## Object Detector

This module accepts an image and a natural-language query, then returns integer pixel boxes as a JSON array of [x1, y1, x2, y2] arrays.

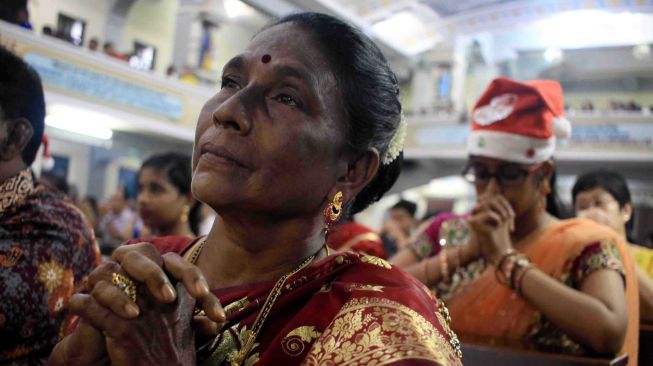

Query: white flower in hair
[[381, 114, 407, 165]]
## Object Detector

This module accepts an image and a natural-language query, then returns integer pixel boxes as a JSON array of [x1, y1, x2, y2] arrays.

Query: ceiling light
[[373, 11, 439, 56], [633, 44, 651, 60], [224, 0, 251, 19], [543, 47, 563, 64], [45, 105, 116, 140], [46, 115, 113, 140]]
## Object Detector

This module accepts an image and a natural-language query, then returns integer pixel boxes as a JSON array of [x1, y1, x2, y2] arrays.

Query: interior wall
[[88, 130, 192, 200], [28, 0, 179, 75], [47, 134, 92, 197], [122, 0, 179, 74], [28, 0, 112, 45]]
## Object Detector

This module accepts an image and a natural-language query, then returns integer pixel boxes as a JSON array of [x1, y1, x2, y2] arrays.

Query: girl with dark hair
[[572, 170, 653, 322], [572, 170, 635, 243], [137, 153, 201, 237], [48, 12, 461, 366], [392, 78, 638, 364]]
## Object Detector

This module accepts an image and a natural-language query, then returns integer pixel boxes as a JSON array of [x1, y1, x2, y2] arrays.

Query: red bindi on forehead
[[261, 54, 271, 63]]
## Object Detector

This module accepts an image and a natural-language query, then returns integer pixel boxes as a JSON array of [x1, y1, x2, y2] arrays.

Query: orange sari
[[444, 218, 639, 365]]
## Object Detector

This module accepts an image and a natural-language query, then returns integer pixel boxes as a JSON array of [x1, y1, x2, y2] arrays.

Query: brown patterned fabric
[[0, 170, 100, 365], [0, 169, 34, 215]]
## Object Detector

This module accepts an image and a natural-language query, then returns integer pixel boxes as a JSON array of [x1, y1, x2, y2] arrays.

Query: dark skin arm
[[404, 242, 480, 285], [390, 219, 437, 268]]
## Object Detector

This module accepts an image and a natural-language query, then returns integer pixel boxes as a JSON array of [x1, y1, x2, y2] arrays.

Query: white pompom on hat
[[467, 77, 572, 164]]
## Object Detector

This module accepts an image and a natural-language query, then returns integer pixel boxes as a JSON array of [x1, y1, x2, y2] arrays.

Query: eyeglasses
[[462, 162, 544, 187]]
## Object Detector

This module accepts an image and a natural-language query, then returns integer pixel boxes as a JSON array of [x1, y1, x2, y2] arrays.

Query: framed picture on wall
[[56, 13, 86, 46], [129, 41, 157, 71]]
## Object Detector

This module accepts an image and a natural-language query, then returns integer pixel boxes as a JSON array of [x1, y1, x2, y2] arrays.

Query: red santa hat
[[467, 77, 572, 164]]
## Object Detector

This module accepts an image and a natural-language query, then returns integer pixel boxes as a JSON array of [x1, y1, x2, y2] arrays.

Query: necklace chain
[[188, 238, 324, 365]]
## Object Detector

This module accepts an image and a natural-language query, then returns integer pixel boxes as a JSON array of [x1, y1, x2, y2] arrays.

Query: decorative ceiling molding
[[441, 0, 653, 36]]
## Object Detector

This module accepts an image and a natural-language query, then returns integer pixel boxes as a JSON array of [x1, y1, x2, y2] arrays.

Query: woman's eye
[[220, 77, 240, 90], [274, 94, 299, 107]]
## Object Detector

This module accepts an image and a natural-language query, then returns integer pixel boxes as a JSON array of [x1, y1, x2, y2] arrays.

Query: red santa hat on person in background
[[467, 77, 572, 164], [41, 133, 55, 171]]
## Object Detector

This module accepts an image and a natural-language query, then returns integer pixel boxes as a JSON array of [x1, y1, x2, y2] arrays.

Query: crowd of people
[[2, 7, 653, 366]]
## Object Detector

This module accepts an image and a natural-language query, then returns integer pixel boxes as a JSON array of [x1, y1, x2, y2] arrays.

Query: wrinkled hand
[[468, 195, 515, 266], [47, 241, 226, 366], [102, 243, 225, 323], [46, 320, 109, 366], [69, 283, 197, 366], [100, 243, 226, 346]]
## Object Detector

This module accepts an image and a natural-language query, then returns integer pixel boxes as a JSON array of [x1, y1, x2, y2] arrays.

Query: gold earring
[[541, 179, 551, 195], [181, 205, 190, 223], [324, 191, 344, 234]]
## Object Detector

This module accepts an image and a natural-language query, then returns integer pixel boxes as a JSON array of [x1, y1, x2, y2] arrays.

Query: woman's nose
[[485, 177, 501, 194], [212, 91, 254, 136]]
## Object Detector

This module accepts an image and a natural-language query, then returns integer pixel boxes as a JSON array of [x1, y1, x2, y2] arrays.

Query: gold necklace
[[188, 239, 324, 365]]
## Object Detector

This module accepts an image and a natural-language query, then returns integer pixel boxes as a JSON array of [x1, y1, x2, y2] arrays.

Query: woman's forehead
[[578, 186, 613, 200], [245, 23, 326, 68], [139, 166, 168, 181]]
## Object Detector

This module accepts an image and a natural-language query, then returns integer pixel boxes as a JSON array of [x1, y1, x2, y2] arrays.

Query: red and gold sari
[[327, 221, 387, 259], [147, 236, 463, 366]]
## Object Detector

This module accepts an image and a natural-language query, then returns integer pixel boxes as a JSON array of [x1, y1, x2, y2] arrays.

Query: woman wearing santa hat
[[392, 77, 638, 363]]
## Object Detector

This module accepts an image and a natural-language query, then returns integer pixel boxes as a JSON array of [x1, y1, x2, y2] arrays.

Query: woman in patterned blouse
[[392, 78, 639, 364]]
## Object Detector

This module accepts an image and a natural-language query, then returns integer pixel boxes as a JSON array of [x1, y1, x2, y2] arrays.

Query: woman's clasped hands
[[48, 243, 226, 366], [468, 194, 516, 266]]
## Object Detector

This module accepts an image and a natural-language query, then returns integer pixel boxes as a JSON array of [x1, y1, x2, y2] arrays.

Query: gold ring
[[111, 273, 137, 303]]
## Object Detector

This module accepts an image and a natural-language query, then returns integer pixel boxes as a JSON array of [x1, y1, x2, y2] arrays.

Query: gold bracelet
[[495, 253, 532, 290], [439, 249, 449, 280], [512, 260, 534, 294]]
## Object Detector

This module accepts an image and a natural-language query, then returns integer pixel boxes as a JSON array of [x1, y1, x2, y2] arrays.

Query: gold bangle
[[513, 261, 534, 294], [439, 249, 449, 280]]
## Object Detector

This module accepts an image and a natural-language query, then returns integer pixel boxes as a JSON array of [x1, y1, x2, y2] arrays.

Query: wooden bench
[[461, 342, 628, 366], [640, 322, 653, 365]]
